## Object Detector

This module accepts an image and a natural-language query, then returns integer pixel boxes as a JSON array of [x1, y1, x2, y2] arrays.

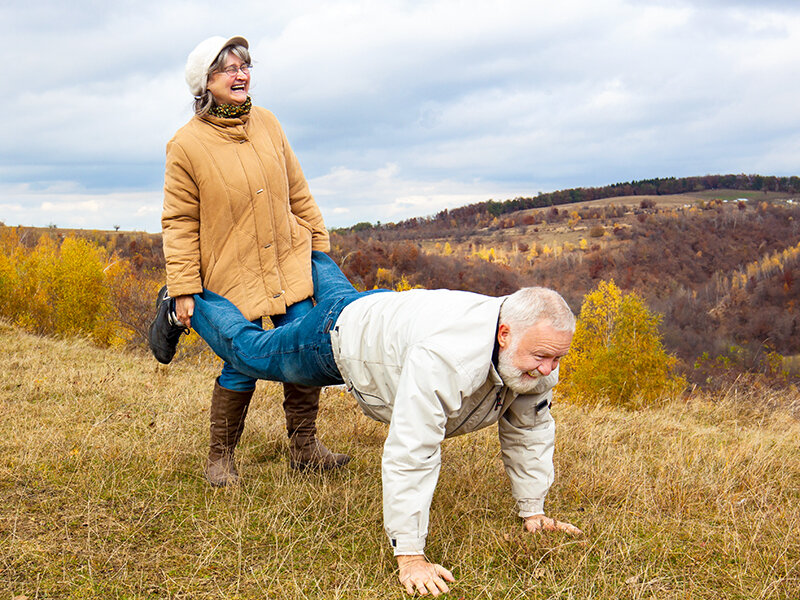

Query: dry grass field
[[517, 189, 795, 213], [1, 321, 799, 599]]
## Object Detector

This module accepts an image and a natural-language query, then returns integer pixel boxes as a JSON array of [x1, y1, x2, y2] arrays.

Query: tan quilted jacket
[[162, 106, 329, 320]]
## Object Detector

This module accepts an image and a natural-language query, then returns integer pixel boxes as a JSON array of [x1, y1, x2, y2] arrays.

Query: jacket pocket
[[289, 213, 313, 251], [291, 213, 313, 240], [349, 385, 392, 424]]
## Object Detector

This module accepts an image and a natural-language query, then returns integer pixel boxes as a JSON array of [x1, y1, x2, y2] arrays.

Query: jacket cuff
[[311, 237, 331, 252], [516, 497, 546, 518], [390, 535, 427, 556], [166, 283, 203, 298]]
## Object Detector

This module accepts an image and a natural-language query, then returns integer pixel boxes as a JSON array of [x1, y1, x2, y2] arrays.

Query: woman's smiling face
[[207, 51, 250, 106]]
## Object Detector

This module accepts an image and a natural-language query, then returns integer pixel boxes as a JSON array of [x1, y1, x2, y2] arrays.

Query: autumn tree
[[558, 280, 685, 407]]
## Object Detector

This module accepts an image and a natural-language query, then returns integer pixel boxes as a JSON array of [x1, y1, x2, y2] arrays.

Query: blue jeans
[[217, 298, 314, 391], [192, 251, 385, 387]]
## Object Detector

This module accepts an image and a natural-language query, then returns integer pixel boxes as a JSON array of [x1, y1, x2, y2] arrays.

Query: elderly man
[[150, 251, 582, 596]]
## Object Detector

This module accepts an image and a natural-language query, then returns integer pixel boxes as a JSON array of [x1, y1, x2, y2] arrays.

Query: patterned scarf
[[209, 96, 252, 119]]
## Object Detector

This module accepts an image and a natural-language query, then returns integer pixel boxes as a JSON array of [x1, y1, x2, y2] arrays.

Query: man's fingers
[[536, 517, 555, 531], [525, 515, 584, 536], [435, 564, 456, 582], [399, 561, 454, 596], [555, 520, 584, 536], [407, 573, 450, 597], [524, 516, 545, 532], [424, 576, 449, 596]]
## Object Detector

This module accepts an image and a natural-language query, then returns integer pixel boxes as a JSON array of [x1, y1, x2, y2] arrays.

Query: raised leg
[[311, 251, 358, 303], [191, 288, 338, 386]]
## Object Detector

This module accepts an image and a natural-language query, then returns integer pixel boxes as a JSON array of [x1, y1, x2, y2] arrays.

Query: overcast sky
[[1, 0, 799, 232]]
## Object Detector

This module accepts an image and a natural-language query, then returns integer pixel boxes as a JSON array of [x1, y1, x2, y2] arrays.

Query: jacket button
[[273, 293, 281, 299], [264, 243, 272, 248]]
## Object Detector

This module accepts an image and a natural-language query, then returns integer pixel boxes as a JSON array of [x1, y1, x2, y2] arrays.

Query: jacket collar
[[198, 112, 251, 141]]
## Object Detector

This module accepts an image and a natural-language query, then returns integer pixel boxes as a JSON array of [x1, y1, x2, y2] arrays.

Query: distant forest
[[338, 173, 800, 235]]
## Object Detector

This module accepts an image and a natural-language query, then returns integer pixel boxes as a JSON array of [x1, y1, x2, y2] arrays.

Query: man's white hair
[[499, 287, 575, 333]]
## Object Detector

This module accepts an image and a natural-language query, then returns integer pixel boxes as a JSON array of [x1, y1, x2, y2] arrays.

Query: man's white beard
[[498, 344, 541, 395]]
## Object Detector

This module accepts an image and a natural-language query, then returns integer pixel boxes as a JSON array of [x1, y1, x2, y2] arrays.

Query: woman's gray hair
[[193, 44, 252, 116], [499, 287, 576, 334]]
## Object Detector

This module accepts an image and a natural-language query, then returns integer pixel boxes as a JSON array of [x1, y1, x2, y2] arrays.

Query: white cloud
[[0, 0, 799, 231], [0, 182, 161, 231], [310, 163, 528, 227]]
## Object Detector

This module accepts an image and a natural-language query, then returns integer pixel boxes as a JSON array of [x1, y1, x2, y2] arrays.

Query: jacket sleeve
[[382, 344, 466, 556], [161, 140, 204, 297], [279, 126, 330, 252], [498, 387, 556, 517]]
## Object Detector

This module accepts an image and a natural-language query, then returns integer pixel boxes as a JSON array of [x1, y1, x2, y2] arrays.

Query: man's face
[[497, 321, 572, 394]]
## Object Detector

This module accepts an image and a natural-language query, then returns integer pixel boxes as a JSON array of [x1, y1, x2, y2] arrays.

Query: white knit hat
[[184, 35, 249, 97]]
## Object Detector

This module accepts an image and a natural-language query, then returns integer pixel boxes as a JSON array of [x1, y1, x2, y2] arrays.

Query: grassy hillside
[[1, 322, 798, 598]]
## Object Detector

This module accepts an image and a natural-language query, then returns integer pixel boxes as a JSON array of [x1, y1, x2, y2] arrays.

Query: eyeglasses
[[217, 64, 252, 77]]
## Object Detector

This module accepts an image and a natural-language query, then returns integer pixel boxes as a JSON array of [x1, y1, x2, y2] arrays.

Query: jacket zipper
[[494, 389, 503, 410], [450, 386, 500, 435]]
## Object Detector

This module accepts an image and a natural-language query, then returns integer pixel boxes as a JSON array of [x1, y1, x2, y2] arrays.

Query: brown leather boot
[[206, 378, 254, 486], [283, 383, 351, 471]]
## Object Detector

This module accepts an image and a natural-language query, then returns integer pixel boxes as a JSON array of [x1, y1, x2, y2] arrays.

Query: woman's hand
[[174, 295, 195, 329]]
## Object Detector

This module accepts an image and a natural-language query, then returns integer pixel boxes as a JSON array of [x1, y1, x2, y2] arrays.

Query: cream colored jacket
[[162, 106, 329, 320], [331, 289, 558, 555]]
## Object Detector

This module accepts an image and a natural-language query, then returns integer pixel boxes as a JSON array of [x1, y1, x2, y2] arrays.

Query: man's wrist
[[391, 537, 427, 556], [396, 555, 426, 565], [523, 513, 545, 520]]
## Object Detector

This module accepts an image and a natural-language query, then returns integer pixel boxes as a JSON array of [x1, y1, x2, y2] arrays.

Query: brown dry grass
[[505, 190, 795, 220], [1, 321, 799, 599]]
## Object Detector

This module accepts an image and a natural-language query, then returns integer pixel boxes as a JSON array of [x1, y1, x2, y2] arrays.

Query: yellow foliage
[[52, 238, 113, 340], [376, 267, 393, 287], [473, 245, 497, 262], [559, 280, 686, 408], [568, 211, 581, 228], [0, 230, 122, 344], [394, 275, 422, 291], [579, 238, 588, 251], [736, 241, 800, 290]]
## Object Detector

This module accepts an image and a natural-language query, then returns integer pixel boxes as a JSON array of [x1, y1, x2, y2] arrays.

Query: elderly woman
[[150, 35, 349, 486]]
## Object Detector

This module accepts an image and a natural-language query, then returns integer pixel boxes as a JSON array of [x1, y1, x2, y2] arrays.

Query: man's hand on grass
[[524, 514, 583, 536], [397, 555, 455, 596]]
